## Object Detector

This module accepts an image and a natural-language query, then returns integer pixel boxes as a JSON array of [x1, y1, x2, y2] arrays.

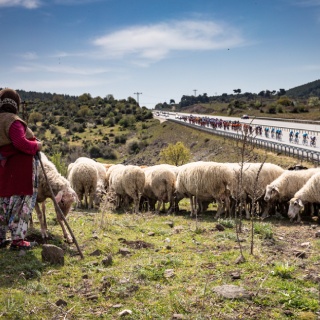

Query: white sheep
[[142, 164, 177, 214], [35, 152, 78, 243], [264, 168, 320, 203], [108, 164, 145, 213], [68, 161, 98, 209], [288, 171, 320, 222], [71, 157, 108, 206], [176, 161, 234, 217]]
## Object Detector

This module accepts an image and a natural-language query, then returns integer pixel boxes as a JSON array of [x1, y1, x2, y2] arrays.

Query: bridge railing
[[169, 119, 320, 165]]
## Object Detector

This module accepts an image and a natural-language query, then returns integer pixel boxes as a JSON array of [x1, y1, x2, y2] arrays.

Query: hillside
[[2, 87, 318, 168], [286, 79, 320, 98]]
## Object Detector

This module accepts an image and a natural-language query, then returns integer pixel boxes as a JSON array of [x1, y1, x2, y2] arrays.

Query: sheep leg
[[56, 213, 73, 243], [42, 201, 48, 231], [190, 196, 196, 216], [245, 201, 251, 219], [34, 202, 48, 239], [156, 200, 162, 214], [167, 198, 174, 215], [261, 201, 271, 220], [224, 196, 231, 218], [84, 192, 88, 209]]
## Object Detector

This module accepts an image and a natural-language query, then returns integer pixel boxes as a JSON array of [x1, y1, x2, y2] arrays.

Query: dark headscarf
[[0, 88, 21, 114]]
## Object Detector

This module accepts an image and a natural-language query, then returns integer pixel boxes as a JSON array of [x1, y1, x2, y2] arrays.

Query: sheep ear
[[73, 191, 80, 202], [55, 191, 64, 203], [298, 199, 304, 207], [273, 186, 279, 193]]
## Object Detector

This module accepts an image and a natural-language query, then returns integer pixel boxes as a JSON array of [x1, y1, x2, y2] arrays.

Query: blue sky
[[1, 0, 320, 108]]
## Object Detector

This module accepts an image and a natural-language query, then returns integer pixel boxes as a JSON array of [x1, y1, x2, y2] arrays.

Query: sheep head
[[264, 185, 279, 202], [288, 197, 303, 221], [55, 186, 78, 216]]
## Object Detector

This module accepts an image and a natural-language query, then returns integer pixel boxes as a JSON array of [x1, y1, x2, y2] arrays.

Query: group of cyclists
[[264, 127, 283, 140], [263, 127, 317, 147], [289, 130, 317, 147]]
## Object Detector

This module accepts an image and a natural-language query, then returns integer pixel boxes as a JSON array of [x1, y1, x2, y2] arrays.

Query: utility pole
[[134, 92, 142, 105], [193, 89, 197, 96]]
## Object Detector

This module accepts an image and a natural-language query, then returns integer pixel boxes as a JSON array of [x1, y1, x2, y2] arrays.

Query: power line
[[134, 92, 142, 105]]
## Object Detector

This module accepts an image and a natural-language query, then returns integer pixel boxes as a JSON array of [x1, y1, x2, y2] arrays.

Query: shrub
[[115, 135, 127, 144], [268, 106, 277, 114], [89, 146, 101, 158], [50, 152, 68, 177], [127, 140, 140, 154]]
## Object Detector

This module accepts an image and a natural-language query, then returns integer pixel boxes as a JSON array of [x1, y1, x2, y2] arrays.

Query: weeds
[[217, 218, 235, 228], [272, 262, 295, 279], [254, 222, 273, 239]]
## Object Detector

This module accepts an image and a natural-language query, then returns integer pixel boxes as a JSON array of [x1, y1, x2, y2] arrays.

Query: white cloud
[[15, 78, 102, 92], [93, 20, 245, 64], [14, 62, 114, 76], [0, 0, 41, 9], [19, 52, 38, 60]]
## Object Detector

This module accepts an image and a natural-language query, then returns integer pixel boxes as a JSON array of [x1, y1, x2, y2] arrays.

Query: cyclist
[[276, 129, 282, 140], [302, 132, 308, 145], [289, 130, 294, 142], [310, 136, 316, 147], [271, 127, 275, 138], [295, 131, 300, 144], [265, 127, 269, 138]]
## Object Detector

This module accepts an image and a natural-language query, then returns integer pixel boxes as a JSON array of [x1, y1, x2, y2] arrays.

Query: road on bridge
[[154, 111, 319, 151]]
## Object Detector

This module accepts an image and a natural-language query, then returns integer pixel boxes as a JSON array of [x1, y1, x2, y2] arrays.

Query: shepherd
[[0, 88, 43, 250]]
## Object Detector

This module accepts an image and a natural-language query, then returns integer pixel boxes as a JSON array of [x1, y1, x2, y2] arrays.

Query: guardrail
[[254, 116, 320, 125], [169, 119, 320, 165]]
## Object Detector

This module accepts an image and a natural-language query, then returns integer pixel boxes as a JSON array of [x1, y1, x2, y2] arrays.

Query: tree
[[277, 89, 286, 97], [160, 141, 191, 166], [78, 93, 92, 103], [28, 111, 43, 124], [233, 89, 241, 94], [77, 105, 92, 117], [170, 99, 175, 104]]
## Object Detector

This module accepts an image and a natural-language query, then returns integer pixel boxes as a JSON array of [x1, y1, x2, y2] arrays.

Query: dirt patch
[[118, 238, 154, 249]]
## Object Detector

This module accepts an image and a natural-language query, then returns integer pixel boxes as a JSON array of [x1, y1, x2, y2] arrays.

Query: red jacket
[[0, 119, 38, 197]]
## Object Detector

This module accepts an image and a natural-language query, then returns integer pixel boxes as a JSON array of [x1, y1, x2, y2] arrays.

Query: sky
[[1, 0, 320, 108]]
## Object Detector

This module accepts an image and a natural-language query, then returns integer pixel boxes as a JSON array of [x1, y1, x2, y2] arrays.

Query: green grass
[[0, 201, 319, 319]]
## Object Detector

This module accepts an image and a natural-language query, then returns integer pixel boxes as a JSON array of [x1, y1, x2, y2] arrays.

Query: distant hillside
[[286, 79, 320, 99]]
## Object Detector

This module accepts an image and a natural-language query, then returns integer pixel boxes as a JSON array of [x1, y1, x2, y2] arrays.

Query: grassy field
[[1, 116, 319, 319], [0, 200, 320, 320]]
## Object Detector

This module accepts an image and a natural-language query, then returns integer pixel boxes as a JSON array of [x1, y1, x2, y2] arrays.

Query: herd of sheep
[[34, 152, 320, 242]]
